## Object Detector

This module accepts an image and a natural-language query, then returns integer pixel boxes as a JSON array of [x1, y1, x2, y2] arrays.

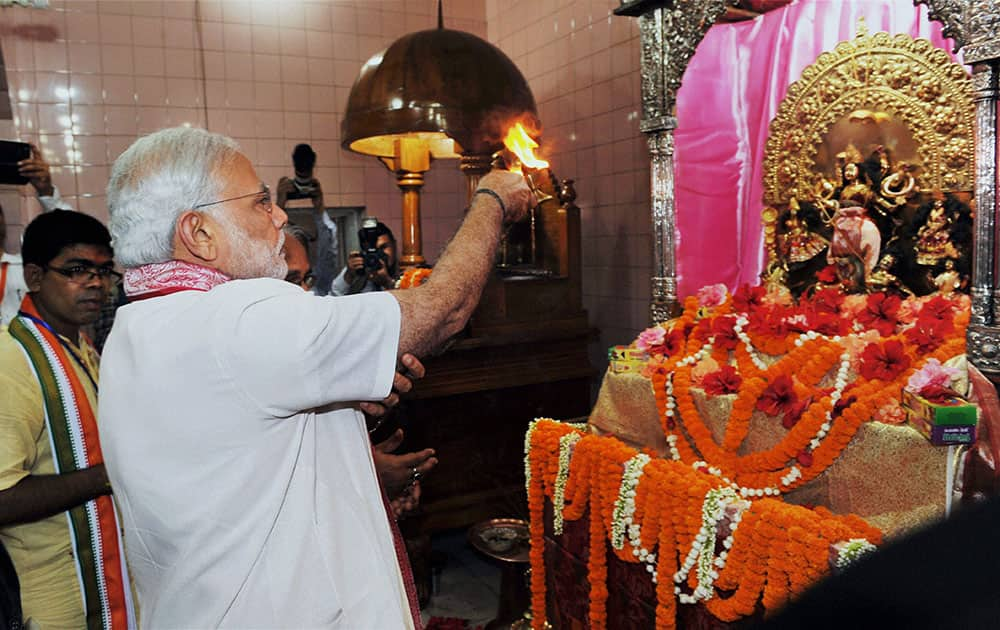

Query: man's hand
[[359, 353, 425, 417], [476, 170, 536, 225], [389, 481, 421, 518], [17, 144, 55, 197], [369, 260, 394, 290], [373, 429, 438, 498], [347, 251, 364, 273]]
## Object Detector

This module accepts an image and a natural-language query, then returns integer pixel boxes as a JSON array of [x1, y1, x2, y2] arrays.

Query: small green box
[[901, 389, 978, 427]]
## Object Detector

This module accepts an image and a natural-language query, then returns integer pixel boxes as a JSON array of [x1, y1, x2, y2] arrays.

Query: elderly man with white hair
[[97, 127, 532, 629]]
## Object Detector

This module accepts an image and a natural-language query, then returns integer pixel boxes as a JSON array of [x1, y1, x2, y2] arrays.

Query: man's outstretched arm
[[391, 170, 533, 358]]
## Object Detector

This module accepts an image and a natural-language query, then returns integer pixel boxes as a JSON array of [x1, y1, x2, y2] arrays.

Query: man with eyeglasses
[[97, 126, 532, 629], [0, 210, 135, 629], [0, 146, 74, 331]]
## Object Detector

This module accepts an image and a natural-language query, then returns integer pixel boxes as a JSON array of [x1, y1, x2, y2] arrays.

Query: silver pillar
[[972, 62, 998, 326]]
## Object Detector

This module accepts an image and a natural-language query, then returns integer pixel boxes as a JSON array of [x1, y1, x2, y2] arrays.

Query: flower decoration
[[636, 326, 667, 353], [732, 284, 767, 313], [691, 356, 721, 388], [810, 287, 845, 314], [698, 283, 729, 307], [873, 400, 906, 424], [857, 293, 901, 336], [859, 340, 911, 382], [756, 375, 797, 416], [904, 317, 952, 354], [703, 365, 743, 396], [711, 316, 740, 351], [906, 358, 963, 394]]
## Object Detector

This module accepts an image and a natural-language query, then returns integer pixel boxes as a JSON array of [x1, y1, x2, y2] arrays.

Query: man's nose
[[272, 204, 288, 229]]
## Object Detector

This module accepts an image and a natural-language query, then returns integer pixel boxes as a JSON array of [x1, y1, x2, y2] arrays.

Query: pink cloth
[[673, 0, 960, 297], [828, 206, 881, 275]]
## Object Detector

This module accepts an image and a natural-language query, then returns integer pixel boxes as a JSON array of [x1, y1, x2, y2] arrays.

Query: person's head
[[843, 162, 859, 182], [359, 221, 397, 271], [21, 210, 116, 337], [292, 144, 316, 180], [282, 224, 314, 291], [107, 127, 288, 280]]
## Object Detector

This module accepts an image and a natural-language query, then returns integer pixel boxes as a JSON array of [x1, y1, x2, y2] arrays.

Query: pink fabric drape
[[673, 0, 960, 298]]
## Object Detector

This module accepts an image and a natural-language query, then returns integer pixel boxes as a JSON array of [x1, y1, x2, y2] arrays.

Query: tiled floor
[[420, 529, 503, 627]]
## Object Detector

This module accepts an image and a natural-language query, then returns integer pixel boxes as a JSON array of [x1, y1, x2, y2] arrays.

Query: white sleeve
[[37, 186, 75, 212], [329, 267, 351, 296], [214, 280, 400, 416]]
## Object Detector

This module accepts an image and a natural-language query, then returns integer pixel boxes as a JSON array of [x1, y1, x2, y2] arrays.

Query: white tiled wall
[[1, 0, 487, 260], [486, 0, 651, 372], [1, 0, 645, 373]]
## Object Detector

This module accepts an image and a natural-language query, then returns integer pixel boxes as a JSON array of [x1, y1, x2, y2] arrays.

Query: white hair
[[107, 127, 241, 268]]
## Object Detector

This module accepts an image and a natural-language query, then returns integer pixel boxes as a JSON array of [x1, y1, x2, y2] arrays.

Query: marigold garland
[[525, 420, 883, 629]]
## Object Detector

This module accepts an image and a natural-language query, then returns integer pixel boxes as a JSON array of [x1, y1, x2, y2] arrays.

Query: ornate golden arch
[[762, 28, 974, 206]]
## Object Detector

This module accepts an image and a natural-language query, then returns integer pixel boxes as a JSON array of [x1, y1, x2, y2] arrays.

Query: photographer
[[275, 143, 324, 212], [331, 220, 399, 295]]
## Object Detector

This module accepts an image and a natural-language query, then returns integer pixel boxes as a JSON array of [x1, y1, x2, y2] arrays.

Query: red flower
[[920, 296, 956, 322], [904, 317, 953, 354], [748, 305, 789, 338], [782, 396, 812, 429], [711, 316, 740, 350], [796, 450, 814, 468], [693, 318, 713, 341], [756, 375, 798, 416], [857, 293, 901, 336], [646, 328, 686, 358], [859, 340, 911, 382], [808, 311, 849, 337], [808, 287, 845, 315], [919, 384, 959, 403], [816, 265, 838, 284], [732, 284, 767, 313], [702, 365, 743, 396]]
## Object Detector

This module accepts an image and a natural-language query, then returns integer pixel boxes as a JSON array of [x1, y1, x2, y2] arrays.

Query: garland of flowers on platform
[[525, 419, 883, 629], [638, 286, 970, 497]]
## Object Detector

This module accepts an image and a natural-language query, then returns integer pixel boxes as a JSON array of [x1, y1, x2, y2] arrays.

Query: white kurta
[[98, 278, 412, 629]]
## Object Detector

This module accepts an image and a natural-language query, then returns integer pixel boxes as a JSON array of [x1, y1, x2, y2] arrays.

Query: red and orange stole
[[9, 295, 135, 630]]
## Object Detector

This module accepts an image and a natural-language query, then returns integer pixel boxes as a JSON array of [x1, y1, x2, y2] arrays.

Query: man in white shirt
[[98, 127, 531, 628], [1, 148, 75, 329]]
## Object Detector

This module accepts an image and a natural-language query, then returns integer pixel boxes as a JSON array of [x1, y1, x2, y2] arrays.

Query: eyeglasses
[[45, 264, 123, 285], [193, 184, 273, 214]]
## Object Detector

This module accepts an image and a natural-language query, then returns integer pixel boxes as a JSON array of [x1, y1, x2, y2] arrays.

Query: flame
[[503, 122, 549, 170]]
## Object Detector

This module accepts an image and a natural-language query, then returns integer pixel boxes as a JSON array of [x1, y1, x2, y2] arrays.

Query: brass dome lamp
[[341, 8, 538, 267]]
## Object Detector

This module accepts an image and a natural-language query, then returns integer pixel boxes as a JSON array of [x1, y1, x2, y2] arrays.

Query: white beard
[[217, 216, 288, 280]]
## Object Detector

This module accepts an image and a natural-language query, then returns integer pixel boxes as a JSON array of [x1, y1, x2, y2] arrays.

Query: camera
[[284, 176, 319, 201], [359, 217, 388, 273]]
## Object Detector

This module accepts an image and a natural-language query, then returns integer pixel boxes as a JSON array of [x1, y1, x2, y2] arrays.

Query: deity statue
[[779, 199, 828, 265], [914, 198, 961, 267], [867, 253, 914, 296], [932, 259, 963, 296], [837, 162, 874, 207]]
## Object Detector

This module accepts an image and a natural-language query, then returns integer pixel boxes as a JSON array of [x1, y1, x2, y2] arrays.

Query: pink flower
[[761, 286, 794, 307], [906, 358, 963, 394], [840, 294, 869, 320], [697, 283, 728, 307], [635, 326, 666, 353]]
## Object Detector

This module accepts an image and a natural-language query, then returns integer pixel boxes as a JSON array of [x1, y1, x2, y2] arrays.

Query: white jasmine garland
[[674, 486, 742, 604], [835, 538, 877, 569], [552, 432, 582, 535], [524, 419, 544, 496], [611, 453, 651, 549], [732, 315, 768, 370]]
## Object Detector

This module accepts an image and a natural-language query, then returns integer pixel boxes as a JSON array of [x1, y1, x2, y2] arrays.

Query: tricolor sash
[[8, 295, 135, 630]]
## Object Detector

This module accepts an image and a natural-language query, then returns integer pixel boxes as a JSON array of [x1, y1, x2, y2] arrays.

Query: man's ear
[[24, 263, 44, 292], [174, 211, 219, 263]]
